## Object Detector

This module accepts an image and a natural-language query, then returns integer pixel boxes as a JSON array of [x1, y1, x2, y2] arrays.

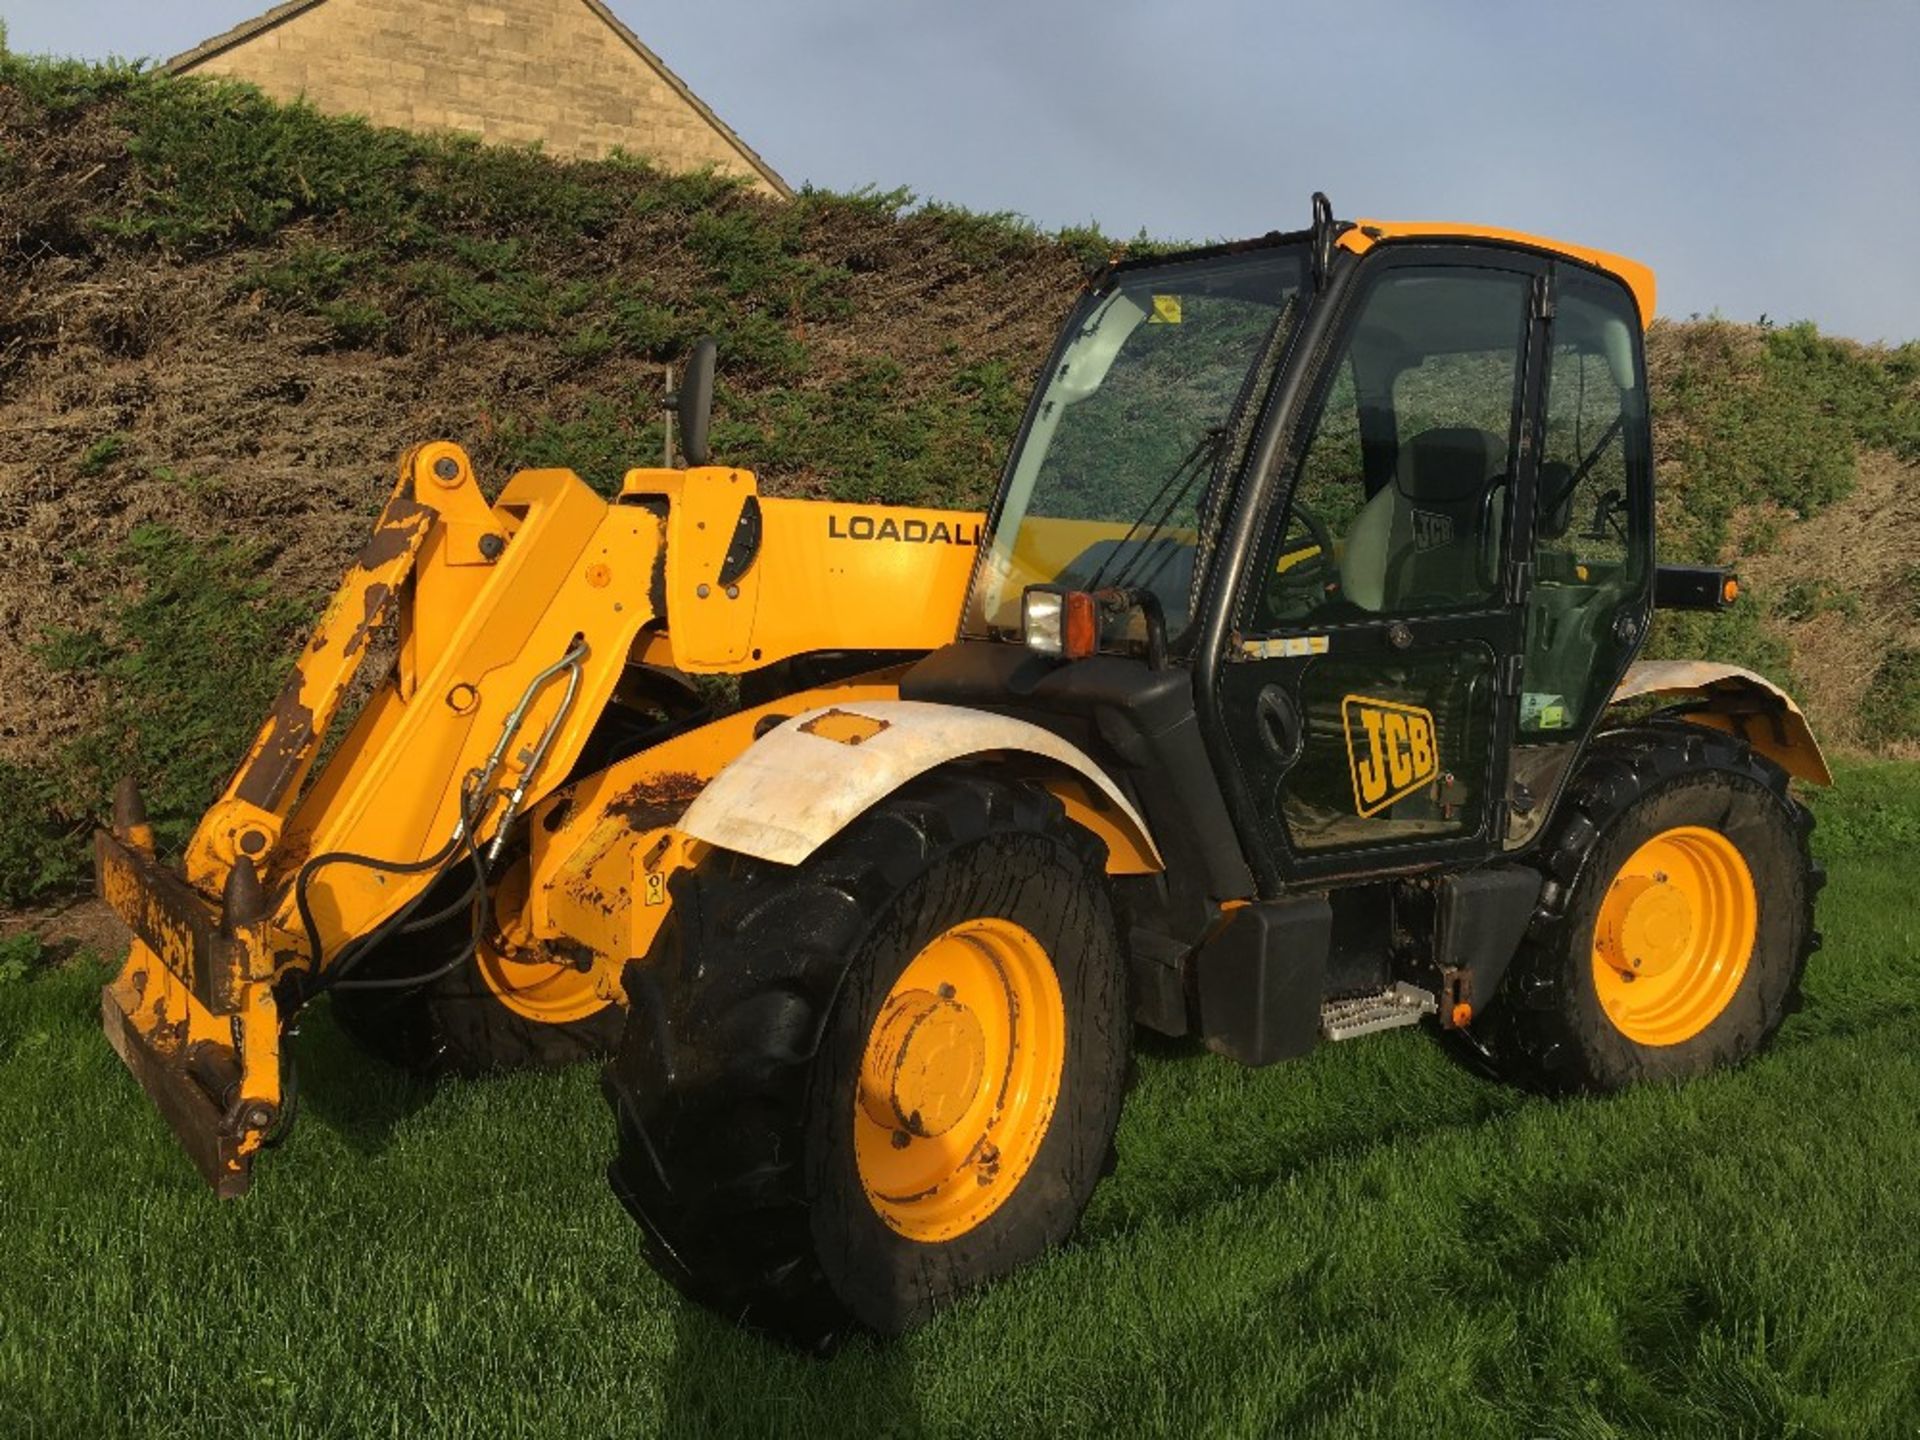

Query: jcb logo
[[1342, 695, 1439, 817], [1411, 510, 1455, 551]]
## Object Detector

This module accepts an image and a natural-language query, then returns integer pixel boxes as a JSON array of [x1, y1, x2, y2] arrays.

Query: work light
[[1022, 585, 1098, 659]]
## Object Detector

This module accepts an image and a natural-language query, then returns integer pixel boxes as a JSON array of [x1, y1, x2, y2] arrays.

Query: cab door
[[1215, 251, 1547, 879]]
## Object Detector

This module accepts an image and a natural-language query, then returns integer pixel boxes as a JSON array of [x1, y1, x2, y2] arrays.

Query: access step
[[1320, 982, 1438, 1042]]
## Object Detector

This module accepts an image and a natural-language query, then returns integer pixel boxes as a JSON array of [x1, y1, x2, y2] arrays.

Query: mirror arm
[[1095, 586, 1169, 670], [668, 336, 718, 468], [662, 364, 676, 468]]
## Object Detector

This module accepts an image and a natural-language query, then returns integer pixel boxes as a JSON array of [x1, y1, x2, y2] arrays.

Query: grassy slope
[[1, 763, 1916, 1438], [0, 56, 1917, 905]]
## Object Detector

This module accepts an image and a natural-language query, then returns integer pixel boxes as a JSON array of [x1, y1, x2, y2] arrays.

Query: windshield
[[963, 245, 1307, 646]]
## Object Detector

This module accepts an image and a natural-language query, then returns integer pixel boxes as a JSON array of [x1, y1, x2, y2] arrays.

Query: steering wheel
[[1277, 502, 1338, 585], [1263, 501, 1341, 621]]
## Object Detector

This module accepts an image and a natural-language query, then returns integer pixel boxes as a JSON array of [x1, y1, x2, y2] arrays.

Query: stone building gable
[[167, 0, 791, 198]]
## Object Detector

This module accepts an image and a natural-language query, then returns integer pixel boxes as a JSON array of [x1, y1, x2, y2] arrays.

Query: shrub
[[1860, 645, 1920, 746], [78, 432, 131, 475], [496, 398, 660, 495], [0, 931, 46, 984], [103, 78, 418, 250], [41, 526, 314, 857], [0, 764, 89, 908], [1645, 594, 1792, 688], [1653, 320, 1920, 559]]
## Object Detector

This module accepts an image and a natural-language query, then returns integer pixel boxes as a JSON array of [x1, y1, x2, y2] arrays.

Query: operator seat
[[1340, 427, 1507, 611]]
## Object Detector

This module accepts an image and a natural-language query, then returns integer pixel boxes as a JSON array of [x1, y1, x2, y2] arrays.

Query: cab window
[[1257, 266, 1531, 628], [1518, 272, 1651, 735]]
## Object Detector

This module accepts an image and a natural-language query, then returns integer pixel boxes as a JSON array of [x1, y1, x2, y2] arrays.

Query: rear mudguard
[[1609, 660, 1831, 786]]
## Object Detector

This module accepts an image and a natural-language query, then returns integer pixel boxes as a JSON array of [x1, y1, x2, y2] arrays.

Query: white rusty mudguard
[[678, 699, 1163, 868], [1610, 660, 1832, 786]]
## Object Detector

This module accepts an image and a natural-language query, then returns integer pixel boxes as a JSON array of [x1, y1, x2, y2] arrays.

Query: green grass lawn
[[3, 765, 1918, 1438]]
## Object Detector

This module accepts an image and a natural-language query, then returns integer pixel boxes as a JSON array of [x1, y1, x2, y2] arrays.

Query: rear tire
[[603, 770, 1128, 1347], [1480, 721, 1821, 1092]]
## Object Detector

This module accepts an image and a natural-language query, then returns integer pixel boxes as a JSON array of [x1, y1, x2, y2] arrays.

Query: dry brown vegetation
[[0, 70, 1082, 760], [1740, 450, 1920, 756]]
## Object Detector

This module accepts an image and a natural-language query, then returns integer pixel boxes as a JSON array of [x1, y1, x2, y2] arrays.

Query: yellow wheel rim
[[854, 918, 1066, 1242], [474, 860, 611, 1026], [1591, 825, 1757, 1046], [476, 946, 609, 1025]]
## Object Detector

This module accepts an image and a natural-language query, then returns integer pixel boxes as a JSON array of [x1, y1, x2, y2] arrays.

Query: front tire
[[603, 771, 1128, 1347], [1481, 721, 1821, 1092]]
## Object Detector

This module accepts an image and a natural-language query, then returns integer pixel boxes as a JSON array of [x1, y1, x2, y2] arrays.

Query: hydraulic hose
[[291, 633, 592, 1000]]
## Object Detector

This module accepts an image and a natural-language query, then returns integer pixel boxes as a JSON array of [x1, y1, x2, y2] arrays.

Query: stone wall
[[178, 0, 786, 195]]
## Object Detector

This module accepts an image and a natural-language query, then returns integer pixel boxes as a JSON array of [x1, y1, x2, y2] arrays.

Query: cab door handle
[[1256, 685, 1304, 764]]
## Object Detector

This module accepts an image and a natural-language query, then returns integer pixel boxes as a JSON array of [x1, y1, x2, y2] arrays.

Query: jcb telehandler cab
[[94, 197, 1826, 1346]]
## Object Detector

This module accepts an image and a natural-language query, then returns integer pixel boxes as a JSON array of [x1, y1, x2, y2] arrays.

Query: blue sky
[[4, 0, 1915, 342]]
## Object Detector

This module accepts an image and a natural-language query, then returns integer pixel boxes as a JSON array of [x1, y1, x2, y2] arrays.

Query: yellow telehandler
[[95, 198, 1828, 1345]]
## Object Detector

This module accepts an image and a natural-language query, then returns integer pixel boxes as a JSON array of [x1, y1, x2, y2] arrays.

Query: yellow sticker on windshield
[[1149, 295, 1182, 324]]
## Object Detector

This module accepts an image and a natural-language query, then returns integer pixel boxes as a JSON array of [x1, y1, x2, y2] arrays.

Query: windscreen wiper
[[1085, 424, 1228, 593], [1106, 293, 1301, 598], [1545, 412, 1627, 517]]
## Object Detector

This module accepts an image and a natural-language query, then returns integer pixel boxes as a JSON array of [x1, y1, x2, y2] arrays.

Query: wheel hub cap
[[852, 917, 1066, 1243], [1591, 825, 1758, 1046], [1598, 873, 1695, 979], [859, 988, 987, 1139], [474, 859, 612, 1025]]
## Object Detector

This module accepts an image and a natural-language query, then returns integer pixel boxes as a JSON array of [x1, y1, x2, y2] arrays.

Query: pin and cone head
[[221, 855, 267, 934], [113, 776, 148, 832]]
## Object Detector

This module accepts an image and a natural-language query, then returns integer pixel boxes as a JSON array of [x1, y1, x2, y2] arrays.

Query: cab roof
[[1100, 214, 1658, 331], [1340, 219, 1657, 329]]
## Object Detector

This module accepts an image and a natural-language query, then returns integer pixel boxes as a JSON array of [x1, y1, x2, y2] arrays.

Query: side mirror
[[673, 336, 717, 467]]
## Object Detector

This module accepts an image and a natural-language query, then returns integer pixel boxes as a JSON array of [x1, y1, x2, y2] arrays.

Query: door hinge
[[1499, 654, 1526, 696], [1504, 558, 1535, 605]]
